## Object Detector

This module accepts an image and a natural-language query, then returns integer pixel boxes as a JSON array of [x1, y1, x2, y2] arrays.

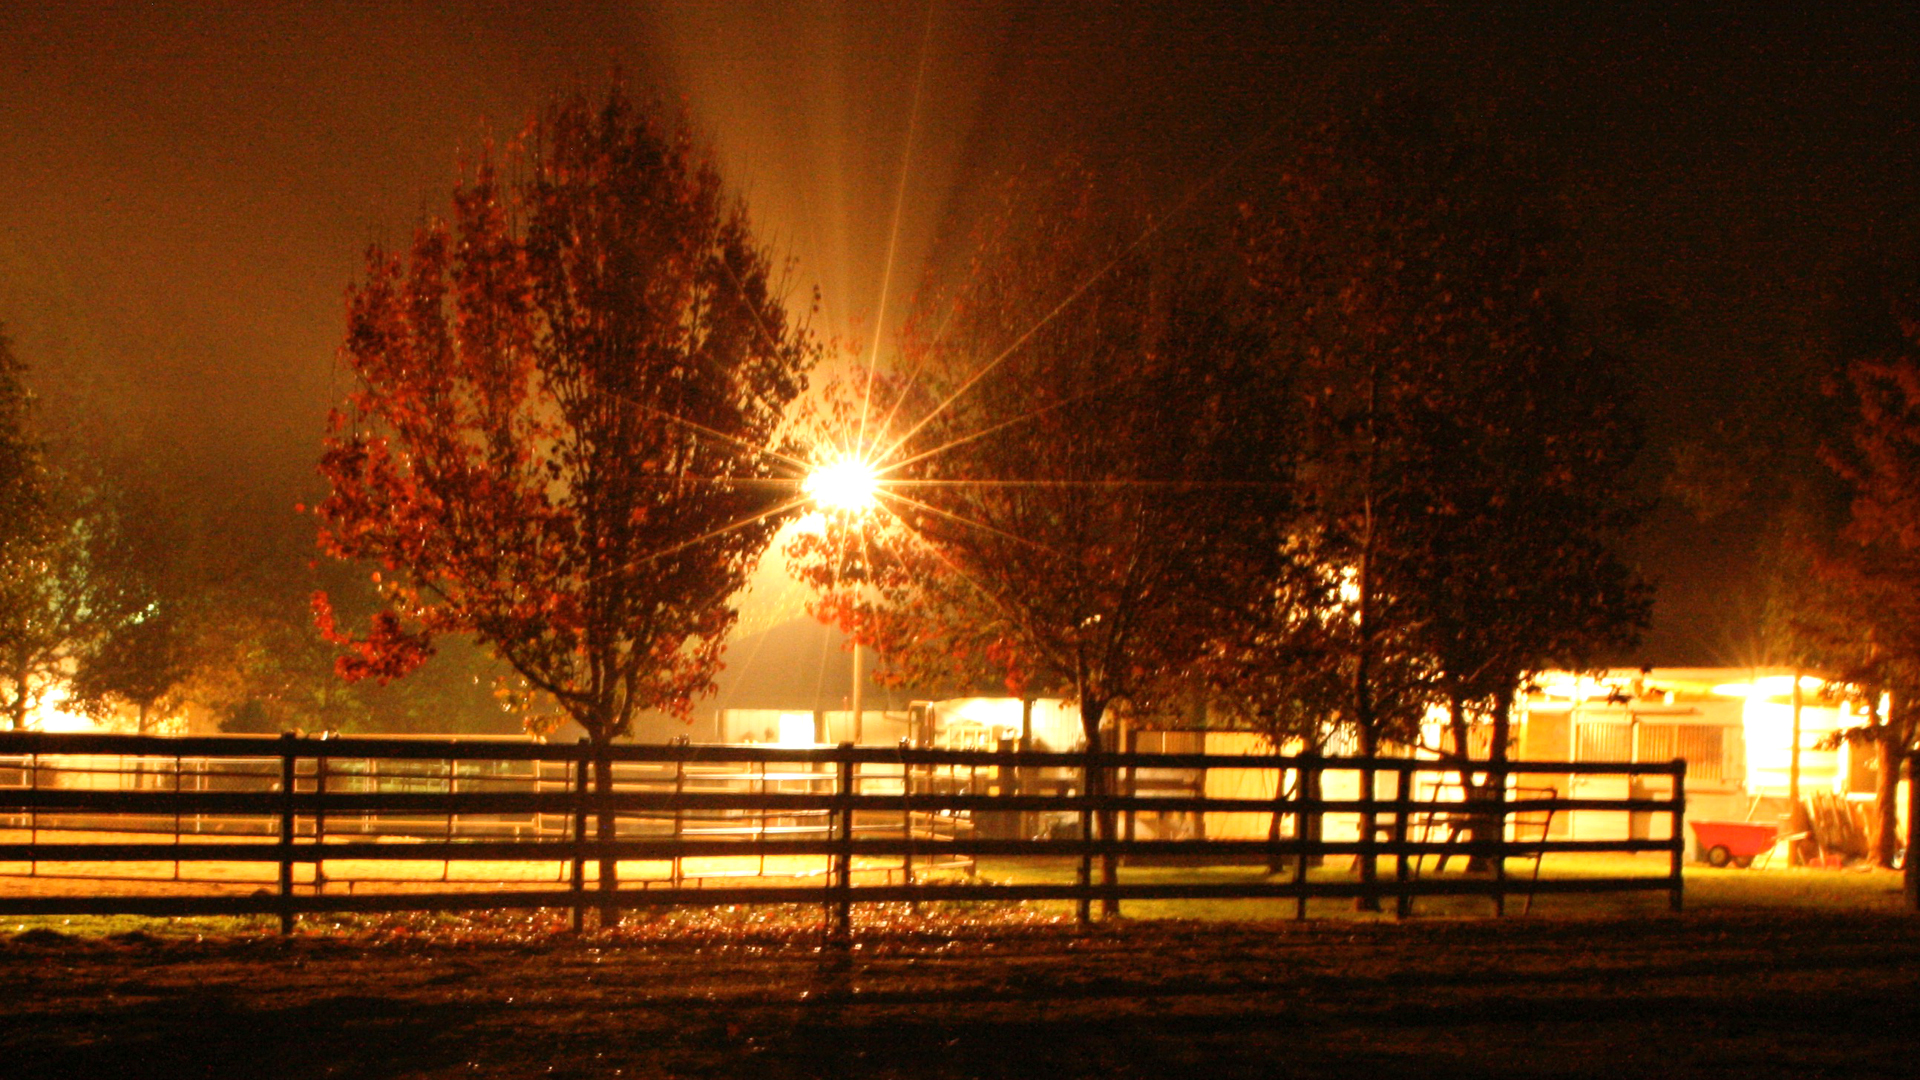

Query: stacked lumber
[[1800, 792, 1871, 862]]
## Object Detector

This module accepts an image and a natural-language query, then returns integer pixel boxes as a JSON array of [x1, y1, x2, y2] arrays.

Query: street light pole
[[804, 452, 881, 746], [850, 640, 862, 744]]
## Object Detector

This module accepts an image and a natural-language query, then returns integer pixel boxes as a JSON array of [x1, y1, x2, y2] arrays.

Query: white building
[[1514, 667, 1894, 852]]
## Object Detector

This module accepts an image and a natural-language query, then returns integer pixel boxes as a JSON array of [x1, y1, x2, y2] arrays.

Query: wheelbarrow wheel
[[1733, 854, 1754, 869], [1705, 844, 1733, 868]]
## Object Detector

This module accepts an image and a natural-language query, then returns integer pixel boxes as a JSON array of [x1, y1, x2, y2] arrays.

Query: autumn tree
[[1378, 178, 1647, 774], [1242, 108, 1454, 764], [1782, 540, 1919, 868], [784, 373, 1026, 703], [1814, 290, 1920, 868], [1407, 319, 1648, 869], [1197, 534, 1349, 871], [316, 87, 816, 917], [1240, 101, 1648, 890], [793, 161, 1304, 916], [189, 561, 380, 736], [1240, 110, 1469, 904]]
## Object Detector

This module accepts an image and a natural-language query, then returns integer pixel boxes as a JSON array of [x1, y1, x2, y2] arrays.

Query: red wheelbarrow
[[1689, 820, 1780, 869]]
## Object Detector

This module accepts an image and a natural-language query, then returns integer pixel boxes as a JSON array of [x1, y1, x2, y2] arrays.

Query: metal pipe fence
[[0, 731, 1686, 934]]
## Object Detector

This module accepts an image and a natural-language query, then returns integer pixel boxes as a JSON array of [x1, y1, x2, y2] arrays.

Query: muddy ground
[[1, 903, 1916, 1079]]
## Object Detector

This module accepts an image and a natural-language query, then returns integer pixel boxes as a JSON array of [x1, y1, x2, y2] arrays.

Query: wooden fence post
[[1492, 760, 1509, 918], [571, 739, 588, 933], [1358, 759, 1381, 913], [1077, 747, 1094, 925], [1670, 760, 1687, 913], [831, 744, 855, 942], [27, 751, 38, 878], [442, 757, 456, 883], [278, 731, 296, 935], [671, 754, 685, 890], [902, 752, 917, 911], [1393, 766, 1411, 919], [1907, 752, 1919, 911], [1295, 750, 1318, 922], [313, 751, 328, 895], [172, 752, 183, 882]]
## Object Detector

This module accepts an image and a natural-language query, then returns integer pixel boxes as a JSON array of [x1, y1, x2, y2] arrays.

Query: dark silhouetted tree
[[0, 330, 139, 730], [1241, 101, 1648, 891], [1814, 291, 1920, 867], [793, 161, 1304, 917]]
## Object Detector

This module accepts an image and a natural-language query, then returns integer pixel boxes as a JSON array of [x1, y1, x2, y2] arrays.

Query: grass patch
[[0, 853, 1908, 941], [4, 913, 280, 941], [973, 852, 1911, 921]]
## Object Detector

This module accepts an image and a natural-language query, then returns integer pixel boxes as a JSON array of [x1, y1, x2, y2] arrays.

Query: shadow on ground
[[1, 910, 1914, 1078]]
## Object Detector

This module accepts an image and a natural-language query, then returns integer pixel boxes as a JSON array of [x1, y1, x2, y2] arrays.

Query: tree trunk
[[1485, 683, 1515, 876], [1445, 691, 1471, 767], [1874, 736, 1901, 869], [1273, 735, 1325, 874], [1491, 684, 1513, 763], [1445, 689, 1488, 874], [1788, 672, 1805, 867], [1301, 738, 1325, 870], [1267, 735, 1288, 875], [1018, 697, 1035, 839], [1355, 723, 1381, 911], [1079, 698, 1119, 919], [1905, 751, 1920, 908], [1351, 448, 1381, 911], [8, 662, 28, 731]]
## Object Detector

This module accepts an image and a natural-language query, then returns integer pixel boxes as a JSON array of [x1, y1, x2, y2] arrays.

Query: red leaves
[[312, 592, 433, 685], [311, 591, 343, 643], [314, 85, 814, 742], [1811, 293, 1920, 706], [1834, 330, 1920, 553]]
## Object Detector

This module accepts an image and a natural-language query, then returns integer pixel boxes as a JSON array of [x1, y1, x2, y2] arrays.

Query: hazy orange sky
[[1, 2, 1916, 665]]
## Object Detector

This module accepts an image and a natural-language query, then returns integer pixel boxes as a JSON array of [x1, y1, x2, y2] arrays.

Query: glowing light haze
[[0, 2, 1914, 667], [803, 455, 881, 515]]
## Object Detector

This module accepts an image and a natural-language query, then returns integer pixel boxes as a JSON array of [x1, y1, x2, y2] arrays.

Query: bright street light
[[803, 454, 879, 514]]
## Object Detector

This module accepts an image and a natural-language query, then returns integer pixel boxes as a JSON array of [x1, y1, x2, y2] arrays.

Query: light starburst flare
[[803, 454, 882, 514]]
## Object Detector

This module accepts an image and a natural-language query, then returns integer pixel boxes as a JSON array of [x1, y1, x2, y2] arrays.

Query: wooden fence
[[0, 731, 1686, 934]]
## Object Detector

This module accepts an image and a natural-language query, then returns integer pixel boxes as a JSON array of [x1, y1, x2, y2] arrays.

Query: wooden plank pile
[[1797, 792, 1871, 864]]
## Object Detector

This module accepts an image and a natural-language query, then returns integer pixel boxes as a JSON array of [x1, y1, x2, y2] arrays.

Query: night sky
[[1, 2, 1916, 670]]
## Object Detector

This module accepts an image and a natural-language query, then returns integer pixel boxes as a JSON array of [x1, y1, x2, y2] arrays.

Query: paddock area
[[2, 895, 1916, 1080]]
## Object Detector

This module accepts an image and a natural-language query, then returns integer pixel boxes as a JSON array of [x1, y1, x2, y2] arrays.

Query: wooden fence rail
[[0, 732, 1686, 933]]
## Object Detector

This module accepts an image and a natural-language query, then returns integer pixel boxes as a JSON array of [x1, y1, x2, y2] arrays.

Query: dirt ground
[[1, 900, 1917, 1080]]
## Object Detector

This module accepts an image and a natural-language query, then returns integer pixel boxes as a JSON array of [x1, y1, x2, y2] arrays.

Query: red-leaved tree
[[1817, 293, 1920, 868], [315, 87, 816, 918]]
